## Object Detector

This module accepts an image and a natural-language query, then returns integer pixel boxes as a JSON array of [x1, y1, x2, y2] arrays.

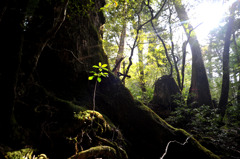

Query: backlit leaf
[[102, 64, 108, 67], [93, 65, 99, 68], [88, 76, 94, 80], [97, 77, 101, 82]]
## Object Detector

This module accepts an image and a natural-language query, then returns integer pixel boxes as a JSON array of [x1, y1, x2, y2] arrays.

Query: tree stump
[[149, 75, 181, 118]]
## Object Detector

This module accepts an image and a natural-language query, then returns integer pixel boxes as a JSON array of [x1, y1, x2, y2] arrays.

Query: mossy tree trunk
[[0, 0, 26, 142]]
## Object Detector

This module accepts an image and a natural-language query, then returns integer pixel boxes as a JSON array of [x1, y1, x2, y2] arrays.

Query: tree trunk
[[233, 33, 240, 104], [218, 2, 237, 117], [0, 0, 25, 142], [173, 0, 212, 107], [138, 30, 147, 97], [113, 4, 127, 76], [113, 23, 126, 75]]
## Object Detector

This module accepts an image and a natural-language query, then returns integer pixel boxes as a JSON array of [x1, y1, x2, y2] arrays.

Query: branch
[[141, 0, 168, 30], [121, 0, 167, 82], [160, 136, 192, 159], [168, 3, 181, 85], [146, 1, 172, 76], [112, 57, 124, 73]]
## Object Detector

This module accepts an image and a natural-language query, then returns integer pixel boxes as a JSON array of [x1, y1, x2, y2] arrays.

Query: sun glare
[[189, 0, 236, 43]]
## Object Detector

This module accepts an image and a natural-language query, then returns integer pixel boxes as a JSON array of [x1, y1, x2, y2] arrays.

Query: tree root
[[68, 146, 117, 159]]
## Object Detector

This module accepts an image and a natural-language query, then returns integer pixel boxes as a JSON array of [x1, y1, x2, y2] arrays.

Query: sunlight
[[189, 0, 236, 43]]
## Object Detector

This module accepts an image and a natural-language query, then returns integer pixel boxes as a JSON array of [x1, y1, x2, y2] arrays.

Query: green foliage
[[88, 62, 108, 110], [166, 100, 240, 157], [166, 102, 221, 135], [88, 62, 109, 83]]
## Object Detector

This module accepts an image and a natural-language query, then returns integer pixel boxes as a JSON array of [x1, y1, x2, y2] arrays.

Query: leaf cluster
[[88, 62, 109, 83]]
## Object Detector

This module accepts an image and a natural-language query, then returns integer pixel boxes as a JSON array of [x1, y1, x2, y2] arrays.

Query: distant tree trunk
[[181, 41, 187, 90], [173, 0, 212, 107], [206, 43, 214, 80], [218, 2, 237, 117], [137, 31, 147, 96], [113, 4, 127, 76], [113, 23, 126, 75]]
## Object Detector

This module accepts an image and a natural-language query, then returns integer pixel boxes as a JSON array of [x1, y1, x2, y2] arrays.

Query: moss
[[66, 110, 127, 158], [93, 73, 221, 159], [73, 110, 111, 134], [4, 148, 48, 159], [68, 146, 117, 159]]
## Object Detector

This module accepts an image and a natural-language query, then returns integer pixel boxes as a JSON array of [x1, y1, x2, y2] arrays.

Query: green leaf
[[101, 72, 106, 77], [102, 68, 108, 71], [99, 68, 102, 72], [97, 77, 102, 82], [88, 76, 94, 80], [93, 65, 99, 68], [102, 64, 108, 68], [99, 62, 102, 67]]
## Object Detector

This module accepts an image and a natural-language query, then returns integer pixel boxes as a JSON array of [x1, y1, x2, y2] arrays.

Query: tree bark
[[218, 2, 237, 117], [173, 0, 212, 107], [0, 0, 26, 142], [233, 33, 240, 104]]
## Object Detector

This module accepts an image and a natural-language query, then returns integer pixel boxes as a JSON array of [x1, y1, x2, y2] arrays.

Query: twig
[[160, 136, 192, 159]]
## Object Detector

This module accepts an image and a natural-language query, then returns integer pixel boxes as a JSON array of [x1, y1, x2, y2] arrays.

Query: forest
[[0, 0, 239, 159]]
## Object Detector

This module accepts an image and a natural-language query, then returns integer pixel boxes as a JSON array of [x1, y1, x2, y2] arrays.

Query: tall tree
[[233, 32, 240, 104], [173, 0, 213, 107], [219, 1, 238, 116]]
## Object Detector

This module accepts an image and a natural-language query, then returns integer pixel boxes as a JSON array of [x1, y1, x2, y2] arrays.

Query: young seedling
[[88, 62, 108, 110]]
